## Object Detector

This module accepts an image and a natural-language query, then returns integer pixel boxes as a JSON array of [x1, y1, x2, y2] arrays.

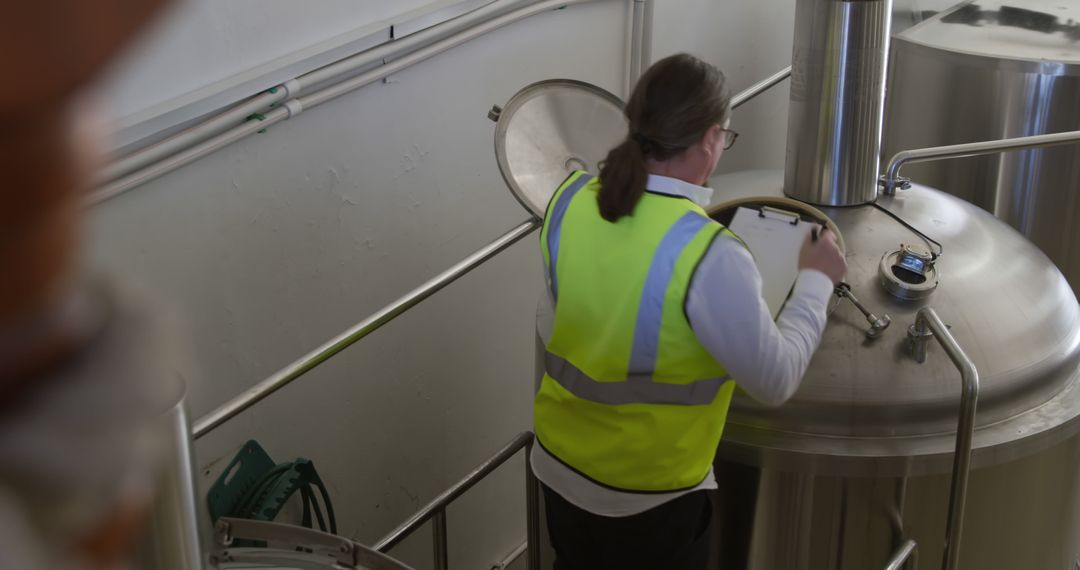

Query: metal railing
[[731, 65, 791, 108], [211, 432, 538, 569], [908, 307, 980, 570], [880, 129, 1080, 195], [884, 539, 919, 570], [191, 219, 539, 438], [373, 431, 540, 570]]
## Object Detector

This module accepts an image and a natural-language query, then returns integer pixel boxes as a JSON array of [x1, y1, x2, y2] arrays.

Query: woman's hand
[[798, 228, 846, 285]]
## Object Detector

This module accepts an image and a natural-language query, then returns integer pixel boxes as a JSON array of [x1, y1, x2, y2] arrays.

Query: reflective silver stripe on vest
[[545, 351, 730, 406], [628, 210, 711, 375], [545, 172, 595, 301]]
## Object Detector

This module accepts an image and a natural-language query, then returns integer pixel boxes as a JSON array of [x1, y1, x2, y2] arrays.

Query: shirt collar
[[645, 174, 713, 208]]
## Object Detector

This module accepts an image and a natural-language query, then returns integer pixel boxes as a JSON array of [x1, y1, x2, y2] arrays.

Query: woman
[[531, 54, 846, 569]]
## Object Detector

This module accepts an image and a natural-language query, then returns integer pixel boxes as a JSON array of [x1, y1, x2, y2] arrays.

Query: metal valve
[[907, 321, 934, 363], [835, 282, 891, 339], [907, 317, 951, 363]]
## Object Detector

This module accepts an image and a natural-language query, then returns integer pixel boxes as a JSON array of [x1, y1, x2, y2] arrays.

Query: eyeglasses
[[721, 128, 739, 150]]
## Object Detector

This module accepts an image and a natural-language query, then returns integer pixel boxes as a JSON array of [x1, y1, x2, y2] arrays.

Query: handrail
[[880, 130, 1080, 195], [192, 219, 539, 438], [374, 431, 539, 570], [731, 65, 791, 109], [910, 307, 980, 570], [884, 539, 919, 570]]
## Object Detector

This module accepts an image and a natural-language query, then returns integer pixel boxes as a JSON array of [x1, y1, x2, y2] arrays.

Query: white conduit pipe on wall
[[299, 0, 642, 108], [96, 87, 291, 184], [97, 0, 531, 185], [90, 0, 647, 206]]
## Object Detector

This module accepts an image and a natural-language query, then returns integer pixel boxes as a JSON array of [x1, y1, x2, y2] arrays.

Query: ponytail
[[597, 139, 648, 222]]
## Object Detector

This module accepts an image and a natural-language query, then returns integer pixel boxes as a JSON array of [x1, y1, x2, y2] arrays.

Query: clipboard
[[729, 206, 820, 318]]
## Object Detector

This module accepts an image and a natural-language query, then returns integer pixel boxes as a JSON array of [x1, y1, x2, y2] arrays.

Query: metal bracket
[[878, 174, 912, 195], [907, 323, 934, 363]]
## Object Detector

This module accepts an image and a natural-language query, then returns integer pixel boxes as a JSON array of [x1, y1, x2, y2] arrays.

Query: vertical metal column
[[433, 510, 449, 570], [526, 437, 541, 570], [784, 0, 893, 206]]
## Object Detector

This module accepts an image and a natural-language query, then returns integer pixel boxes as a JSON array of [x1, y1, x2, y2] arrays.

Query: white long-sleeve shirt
[[531, 174, 834, 516]]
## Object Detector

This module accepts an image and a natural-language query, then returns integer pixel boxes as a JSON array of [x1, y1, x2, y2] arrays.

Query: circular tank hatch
[[491, 79, 627, 218], [880, 244, 939, 300]]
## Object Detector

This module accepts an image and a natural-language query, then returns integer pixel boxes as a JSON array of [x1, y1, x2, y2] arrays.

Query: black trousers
[[542, 484, 713, 570]]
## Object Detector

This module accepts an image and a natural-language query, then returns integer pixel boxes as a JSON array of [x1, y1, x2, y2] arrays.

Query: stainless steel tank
[[883, 0, 1080, 297], [707, 169, 1080, 570]]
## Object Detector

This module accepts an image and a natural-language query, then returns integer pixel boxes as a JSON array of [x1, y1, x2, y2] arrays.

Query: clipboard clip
[[758, 206, 801, 226]]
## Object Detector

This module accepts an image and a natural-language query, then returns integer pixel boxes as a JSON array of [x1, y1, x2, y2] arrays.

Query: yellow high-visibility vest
[[535, 171, 743, 492]]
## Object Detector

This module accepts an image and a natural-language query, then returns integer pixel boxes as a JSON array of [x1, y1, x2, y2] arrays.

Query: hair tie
[[630, 132, 653, 154]]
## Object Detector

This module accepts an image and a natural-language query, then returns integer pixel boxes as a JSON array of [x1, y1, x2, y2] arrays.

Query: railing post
[[433, 510, 449, 570], [525, 436, 541, 570]]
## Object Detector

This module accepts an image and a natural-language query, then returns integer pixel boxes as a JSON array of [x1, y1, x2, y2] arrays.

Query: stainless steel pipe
[[913, 307, 979, 570], [374, 431, 535, 553], [191, 219, 539, 438], [881, 130, 1080, 195], [884, 539, 918, 570], [731, 66, 792, 110]]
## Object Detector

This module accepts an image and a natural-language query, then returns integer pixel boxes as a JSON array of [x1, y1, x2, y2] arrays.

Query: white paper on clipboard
[[729, 206, 818, 319]]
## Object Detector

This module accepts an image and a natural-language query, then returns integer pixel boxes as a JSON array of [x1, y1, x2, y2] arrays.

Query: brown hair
[[597, 53, 731, 222]]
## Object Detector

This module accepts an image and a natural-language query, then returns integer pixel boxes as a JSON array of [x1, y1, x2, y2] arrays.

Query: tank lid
[[491, 79, 626, 218], [899, 0, 1080, 66]]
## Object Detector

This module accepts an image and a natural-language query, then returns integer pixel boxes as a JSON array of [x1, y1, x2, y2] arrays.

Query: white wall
[[651, 0, 796, 179], [87, 1, 797, 568], [98, 0, 496, 148]]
